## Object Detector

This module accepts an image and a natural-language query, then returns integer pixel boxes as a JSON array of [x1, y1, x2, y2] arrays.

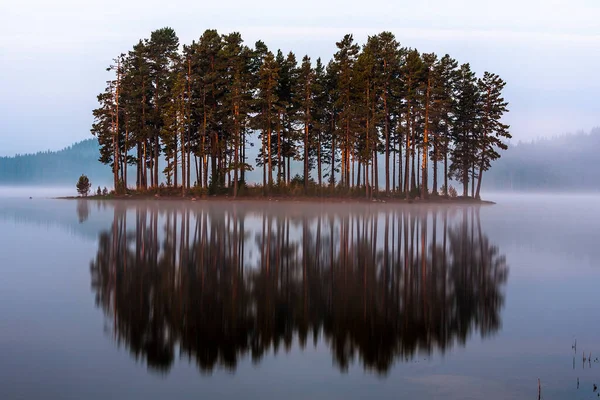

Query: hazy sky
[[1, 0, 599, 156]]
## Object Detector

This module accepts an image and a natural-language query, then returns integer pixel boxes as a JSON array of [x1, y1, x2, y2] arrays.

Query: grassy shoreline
[[57, 192, 495, 205]]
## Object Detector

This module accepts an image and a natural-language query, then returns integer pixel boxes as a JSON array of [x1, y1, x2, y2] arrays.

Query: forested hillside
[[0, 139, 111, 186], [1, 129, 599, 192], [484, 128, 600, 191]]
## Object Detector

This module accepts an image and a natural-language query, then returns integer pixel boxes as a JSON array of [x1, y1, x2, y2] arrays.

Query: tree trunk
[[374, 149, 379, 195], [233, 102, 239, 197], [194, 155, 199, 188], [471, 164, 476, 198], [287, 151, 291, 185], [404, 106, 411, 197], [304, 112, 309, 192], [181, 109, 186, 197], [154, 135, 159, 190], [330, 136, 336, 189], [351, 153, 355, 189], [136, 143, 141, 190], [143, 141, 147, 189], [384, 84, 389, 195], [421, 75, 431, 199], [444, 146, 448, 196], [463, 164, 468, 197], [278, 111, 282, 185], [416, 147, 420, 191], [203, 152, 208, 189], [433, 138, 438, 195], [476, 166, 484, 200], [392, 136, 396, 193], [174, 132, 178, 189], [241, 131, 246, 183], [398, 134, 403, 194], [317, 131, 322, 188], [365, 161, 369, 199], [267, 92, 273, 188], [411, 134, 416, 192], [262, 124, 266, 191]]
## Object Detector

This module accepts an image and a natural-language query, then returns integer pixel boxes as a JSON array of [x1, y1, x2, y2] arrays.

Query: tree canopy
[[91, 28, 511, 199]]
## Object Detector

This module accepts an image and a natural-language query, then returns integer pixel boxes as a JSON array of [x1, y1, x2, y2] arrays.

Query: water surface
[[0, 194, 599, 399]]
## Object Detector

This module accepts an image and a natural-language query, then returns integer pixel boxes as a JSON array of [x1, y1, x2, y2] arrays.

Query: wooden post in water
[[537, 378, 541, 400]]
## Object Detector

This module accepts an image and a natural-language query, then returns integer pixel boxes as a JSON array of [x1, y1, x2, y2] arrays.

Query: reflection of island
[[89, 203, 508, 375]]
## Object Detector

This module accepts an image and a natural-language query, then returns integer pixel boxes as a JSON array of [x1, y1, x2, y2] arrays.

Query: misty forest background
[[1, 128, 599, 192], [2, 27, 593, 194]]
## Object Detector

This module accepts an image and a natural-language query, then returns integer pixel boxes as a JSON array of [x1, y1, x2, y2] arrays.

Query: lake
[[0, 193, 599, 399]]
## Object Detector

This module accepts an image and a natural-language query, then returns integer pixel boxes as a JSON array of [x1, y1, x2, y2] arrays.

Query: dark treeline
[[485, 127, 600, 191], [0, 139, 107, 185], [89, 203, 508, 374], [92, 28, 510, 199]]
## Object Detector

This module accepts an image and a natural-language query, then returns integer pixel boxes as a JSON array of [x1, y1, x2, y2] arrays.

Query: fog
[[0, 186, 74, 198], [1, 0, 600, 156]]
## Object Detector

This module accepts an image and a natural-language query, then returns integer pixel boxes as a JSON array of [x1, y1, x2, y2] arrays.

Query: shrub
[[290, 174, 304, 186], [116, 179, 126, 194], [102, 187, 108, 196], [96, 186, 102, 196], [448, 185, 458, 198], [76, 174, 91, 197]]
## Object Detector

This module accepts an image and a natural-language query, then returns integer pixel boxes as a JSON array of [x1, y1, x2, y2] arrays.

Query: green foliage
[[76, 174, 91, 197], [448, 185, 458, 198], [290, 174, 304, 186], [88, 28, 510, 200], [208, 174, 227, 196]]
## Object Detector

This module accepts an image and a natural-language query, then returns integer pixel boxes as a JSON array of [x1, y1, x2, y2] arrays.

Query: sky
[[1, 0, 599, 156]]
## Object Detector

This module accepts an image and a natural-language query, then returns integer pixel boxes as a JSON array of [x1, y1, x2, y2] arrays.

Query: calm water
[[1, 193, 599, 399]]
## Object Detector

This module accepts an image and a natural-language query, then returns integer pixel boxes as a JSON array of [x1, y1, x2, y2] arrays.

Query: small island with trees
[[84, 27, 510, 202]]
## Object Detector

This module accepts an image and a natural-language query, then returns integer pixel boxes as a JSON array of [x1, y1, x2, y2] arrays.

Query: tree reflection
[[89, 203, 508, 375], [76, 199, 90, 223]]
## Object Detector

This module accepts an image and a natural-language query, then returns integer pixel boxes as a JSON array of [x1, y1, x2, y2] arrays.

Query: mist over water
[[1, 195, 599, 399], [0, 186, 73, 198]]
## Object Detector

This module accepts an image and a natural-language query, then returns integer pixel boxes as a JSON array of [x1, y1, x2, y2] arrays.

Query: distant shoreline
[[56, 194, 495, 205]]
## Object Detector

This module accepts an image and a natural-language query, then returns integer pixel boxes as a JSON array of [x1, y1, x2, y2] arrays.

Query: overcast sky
[[1, 0, 599, 156]]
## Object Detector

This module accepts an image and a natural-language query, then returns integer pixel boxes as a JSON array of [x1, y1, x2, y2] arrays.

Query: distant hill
[[2, 129, 599, 191], [483, 127, 600, 192], [0, 139, 112, 186]]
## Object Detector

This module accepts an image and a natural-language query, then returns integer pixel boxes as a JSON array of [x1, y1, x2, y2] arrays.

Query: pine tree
[[90, 28, 510, 200], [274, 51, 299, 185], [370, 32, 401, 195], [191, 30, 225, 192], [122, 41, 153, 190], [401, 49, 424, 196], [252, 50, 279, 192], [147, 27, 179, 189], [296, 55, 316, 191], [332, 35, 360, 189], [161, 62, 186, 189], [219, 32, 254, 196], [76, 174, 91, 197], [355, 42, 379, 197], [475, 72, 510, 199], [430, 54, 458, 196], [450, 63, 480, 197], [324, 60, 339, 189], [91, 80, 117, 188], [312, 58, 330, 188]]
